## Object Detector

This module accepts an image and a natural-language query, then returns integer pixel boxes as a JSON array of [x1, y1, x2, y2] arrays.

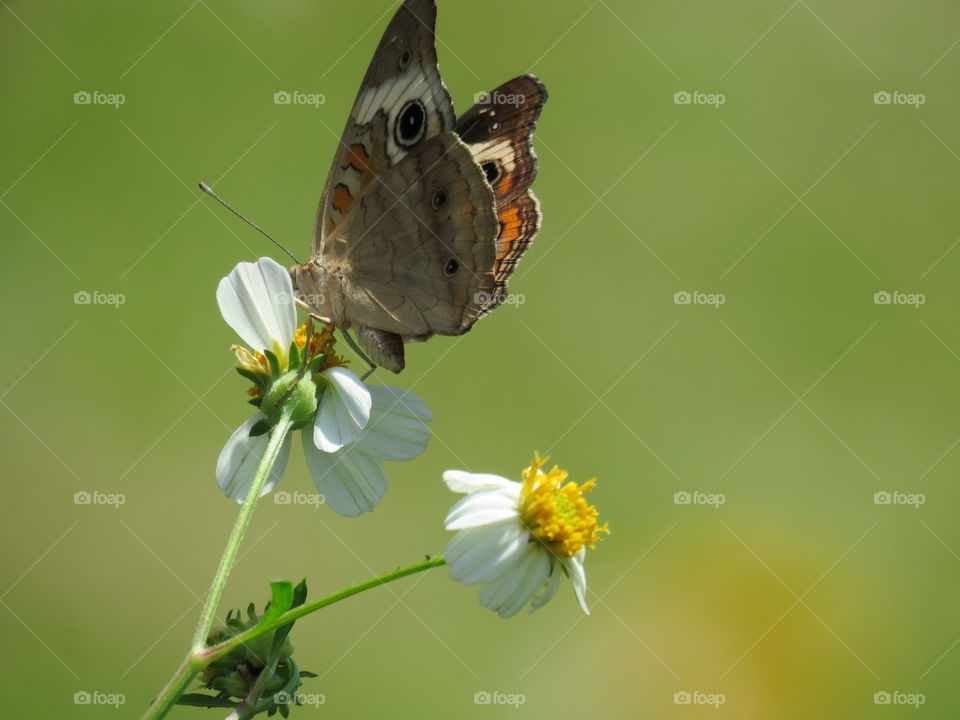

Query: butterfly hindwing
[[456, 74, 547, 205], [455, 74, 548, 315], [323, 132, 499, 340]]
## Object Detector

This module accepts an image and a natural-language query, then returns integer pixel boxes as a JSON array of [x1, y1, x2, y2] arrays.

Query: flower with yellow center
[[215, 257, 433, 517], [443, 456, 608, 618]]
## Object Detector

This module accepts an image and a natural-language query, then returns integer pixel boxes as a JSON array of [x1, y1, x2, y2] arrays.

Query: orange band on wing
[[332, 183, 354, 214], [496, 204, 524, 260], [343, 143, 372, 174]]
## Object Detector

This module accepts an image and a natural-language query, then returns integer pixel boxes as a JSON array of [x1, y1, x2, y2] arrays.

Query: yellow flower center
[[294, 324, 347, 372], [518, 454, 609, 557], [234, 324, 348, 399]]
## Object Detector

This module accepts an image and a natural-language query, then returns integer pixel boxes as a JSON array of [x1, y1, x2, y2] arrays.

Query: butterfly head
[[290, 261, 340, 327]]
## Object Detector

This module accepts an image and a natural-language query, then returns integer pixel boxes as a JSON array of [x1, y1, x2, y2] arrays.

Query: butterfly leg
[[340, 329, 379, 380], [295, 297, 333, 325]]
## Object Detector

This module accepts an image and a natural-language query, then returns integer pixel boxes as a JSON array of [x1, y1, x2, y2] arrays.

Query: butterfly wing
[[322, 132, 499, 341], [313, 0, 455, 255], [455, 74, 548, 316]]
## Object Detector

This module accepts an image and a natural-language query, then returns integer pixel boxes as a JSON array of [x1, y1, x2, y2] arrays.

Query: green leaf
[[264, 350, 281, 378], [175, 693, 239, 709], [249, 420, 272, 438], [268, 580, 308, 654], [306, 354, 327, 374], [288, 342, 301, 370], [262, 581, 295, 625], [291, 579, 308, 608], [236, 367, 266, 388]]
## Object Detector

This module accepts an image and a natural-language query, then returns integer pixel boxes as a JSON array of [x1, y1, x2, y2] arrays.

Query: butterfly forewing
[[313, 0, 455, 254]]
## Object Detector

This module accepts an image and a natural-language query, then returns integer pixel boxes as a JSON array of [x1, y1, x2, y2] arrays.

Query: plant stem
[[199, 556, 447, 663], [191, 410, 294, 650], [142, 411, 293, 720]]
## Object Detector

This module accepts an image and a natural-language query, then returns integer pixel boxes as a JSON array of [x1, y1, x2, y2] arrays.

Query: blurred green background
[[3, 0, 960, 717]]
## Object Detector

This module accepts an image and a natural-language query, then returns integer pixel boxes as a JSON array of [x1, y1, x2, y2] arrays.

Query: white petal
[[530, 561, 562, 613], [302, 427, 386, 516], [478, 545, 551, 618], [563, 551, 590, 615], [500, 550, 553, 618], [356, 385, 432, 461], [444, 490, 520, 530], [442, 470, 520, 496], [445, 524, 528, 585], [216, 414, 292, 503], [313, 367, 372, 452], [217, 258, 296, 357]]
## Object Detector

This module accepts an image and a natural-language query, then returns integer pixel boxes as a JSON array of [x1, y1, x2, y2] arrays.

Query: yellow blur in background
[[2, 0, 960, 717]]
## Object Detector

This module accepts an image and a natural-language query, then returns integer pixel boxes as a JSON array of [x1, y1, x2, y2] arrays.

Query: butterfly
[[291, 0, 547, 373]]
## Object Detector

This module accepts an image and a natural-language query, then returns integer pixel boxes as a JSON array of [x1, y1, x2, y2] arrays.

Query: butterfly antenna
[[199, 182, 301, 265]]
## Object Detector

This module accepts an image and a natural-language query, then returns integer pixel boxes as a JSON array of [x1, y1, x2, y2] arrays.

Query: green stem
[[199, 556, 447, 664], [142, 410, 294, 720], [191, 409, 294, 650]]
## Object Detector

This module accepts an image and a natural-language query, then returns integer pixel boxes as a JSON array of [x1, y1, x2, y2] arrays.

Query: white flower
[[443, 456, 608, 618], [215, 257, 431, 515], [303, 385, 432, 516]]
